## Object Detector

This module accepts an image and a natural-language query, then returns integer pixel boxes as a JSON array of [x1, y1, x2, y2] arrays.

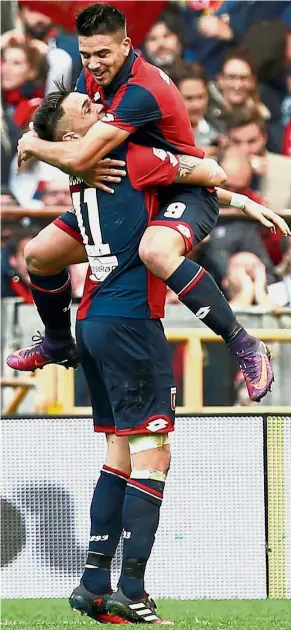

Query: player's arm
[[17, 82, 165, 171], [215, 188, 291, 237], [17, 122, 129, 172], [174, 154, 227, 187]]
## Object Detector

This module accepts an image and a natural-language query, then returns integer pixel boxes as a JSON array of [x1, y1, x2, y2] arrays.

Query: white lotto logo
[[158, 68, 170, 84], [146, 418, 168, 432], [90, 535, 109, 542], [152, 147, 178, 167], [177, 224, 191, 238], [153, 147, 167, 161], [102, 113, 115, 122], [196, 306, 211, 320]]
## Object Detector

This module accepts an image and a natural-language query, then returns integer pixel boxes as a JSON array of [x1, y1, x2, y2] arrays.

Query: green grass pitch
[[2, 599, 291, 630]]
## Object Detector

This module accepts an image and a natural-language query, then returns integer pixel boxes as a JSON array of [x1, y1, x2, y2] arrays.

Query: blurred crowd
[[1, 0, 291, 311]]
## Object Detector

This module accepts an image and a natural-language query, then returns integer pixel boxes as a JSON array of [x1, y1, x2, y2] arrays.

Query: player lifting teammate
[[9, 5, 290, 623], [14, 80, 289, 625], [14, 3, 285, 402]]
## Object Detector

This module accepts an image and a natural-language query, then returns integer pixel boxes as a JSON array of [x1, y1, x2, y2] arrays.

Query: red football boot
[[6, 332, 79, 372]]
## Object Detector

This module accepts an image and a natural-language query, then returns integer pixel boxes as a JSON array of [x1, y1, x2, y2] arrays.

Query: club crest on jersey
[[171, 387, 176, 411], [93, 92, 101, 102]]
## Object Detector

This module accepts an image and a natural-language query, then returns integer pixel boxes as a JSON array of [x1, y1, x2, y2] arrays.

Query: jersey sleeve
[[127, 144, 179, 191], [104, 83, 162, 134]]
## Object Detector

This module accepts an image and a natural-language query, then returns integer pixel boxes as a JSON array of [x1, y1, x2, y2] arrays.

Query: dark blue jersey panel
[[75, 69, 86, 93], [112, 84, 161, 127]]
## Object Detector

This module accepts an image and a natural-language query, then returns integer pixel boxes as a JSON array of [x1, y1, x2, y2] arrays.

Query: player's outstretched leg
[[6, 223, 86, 372], [140, 227, 274, 402], [106, 435, 173, 625], [166, 259, 274, 402], [70, 435, 131, 624], [6, 268, 79, 371]]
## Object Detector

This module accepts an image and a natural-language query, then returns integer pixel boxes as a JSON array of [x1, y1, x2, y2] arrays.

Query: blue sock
[[167, 258, 243, 343], [119, 477, 165, 599], [82, 465, 129, 594], [28, 269, 72, 342]]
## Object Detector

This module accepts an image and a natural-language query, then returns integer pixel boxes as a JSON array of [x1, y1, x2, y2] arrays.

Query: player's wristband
[[230, 193, 247, 210]]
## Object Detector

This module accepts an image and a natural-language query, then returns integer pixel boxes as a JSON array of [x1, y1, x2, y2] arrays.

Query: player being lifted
[[12, 83, 288, 626], [15, 3, 288, 400]]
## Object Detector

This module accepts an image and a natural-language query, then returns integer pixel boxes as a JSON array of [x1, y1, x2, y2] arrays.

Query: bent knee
[[139, 227, 184, 275], [24, 238, 44, 273], [24, 235, 61, 274]]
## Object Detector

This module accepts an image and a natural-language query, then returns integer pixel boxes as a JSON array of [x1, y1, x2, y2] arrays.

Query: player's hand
[[17, 130, 37, 167], [243, 201, 291, 237], [82, 158, 126, 193]]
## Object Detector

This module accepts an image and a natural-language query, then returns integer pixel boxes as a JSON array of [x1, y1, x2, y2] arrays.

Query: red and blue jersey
[[74, 49, 202, 320], [76, 47, 204, 159], [71, 144, 179, 321]]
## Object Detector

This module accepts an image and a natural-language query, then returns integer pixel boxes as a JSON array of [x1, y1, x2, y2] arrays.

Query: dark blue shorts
[[55, 188, 219, 256], [149, 187, 219, 253], [75, 317, 176, 436], [54, 209, 82, 243]]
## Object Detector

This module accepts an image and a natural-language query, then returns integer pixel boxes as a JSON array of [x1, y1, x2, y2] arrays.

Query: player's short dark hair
[[33, 80, 71, 141], [227, 106, 266, 133], [171, 62, 208, 89], [76, 3, 126, 38]]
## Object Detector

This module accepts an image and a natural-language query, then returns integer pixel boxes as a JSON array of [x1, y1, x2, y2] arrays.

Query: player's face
[[229, 123, 266, 157], [219, 59, 254, 106], [145, 22, 180, 67], [178, 78, 208, 127], [61, 92, 104, 138], [78, 32, 131, 87]]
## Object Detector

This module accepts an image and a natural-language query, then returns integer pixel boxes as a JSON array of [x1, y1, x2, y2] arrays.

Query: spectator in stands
[[176, 0, 291, 79], [1, 2, 80, 92], [197, 147, 276, 291], [208, 47, 270, 135], [173, 63, 220, 157], [9, 155, 70, 209], [1, 106, 21, 189], [40, 172, 71, 208], [227, 109, 291, 210], [223, 252, 270, 307], [1, 41, 46, 199], [142, 7, 186, 77], [1, 41, 47, 119]]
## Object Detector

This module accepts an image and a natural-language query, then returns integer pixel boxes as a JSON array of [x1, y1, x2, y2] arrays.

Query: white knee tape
[[128, 433, 169, 455]]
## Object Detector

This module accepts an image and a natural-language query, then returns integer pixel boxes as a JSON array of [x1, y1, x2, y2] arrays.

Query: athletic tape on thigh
[[131, 469, 167, 482], [128, 433, 169, 454]]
